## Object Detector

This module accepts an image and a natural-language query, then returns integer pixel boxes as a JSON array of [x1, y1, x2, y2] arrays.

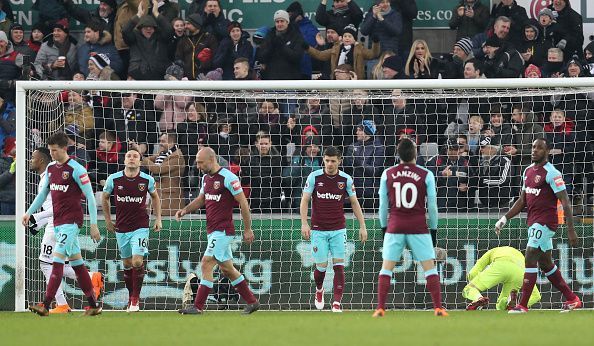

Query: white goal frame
[[15, 77, 594, 312]]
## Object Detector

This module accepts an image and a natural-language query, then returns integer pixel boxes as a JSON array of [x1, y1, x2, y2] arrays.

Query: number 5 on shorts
[[209, 238, 217, 249]]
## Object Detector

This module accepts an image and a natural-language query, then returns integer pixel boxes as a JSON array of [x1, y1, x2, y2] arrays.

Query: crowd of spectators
[[0, 0, 593, 215]]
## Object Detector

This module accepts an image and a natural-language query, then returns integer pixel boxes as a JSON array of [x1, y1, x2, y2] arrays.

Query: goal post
[[15, 78, 594, 311]]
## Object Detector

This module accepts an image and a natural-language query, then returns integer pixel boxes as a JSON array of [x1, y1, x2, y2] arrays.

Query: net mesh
[[23, 85, 594, 310]]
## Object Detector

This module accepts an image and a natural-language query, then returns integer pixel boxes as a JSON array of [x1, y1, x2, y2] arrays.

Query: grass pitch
[[2, 310, 592, 346]]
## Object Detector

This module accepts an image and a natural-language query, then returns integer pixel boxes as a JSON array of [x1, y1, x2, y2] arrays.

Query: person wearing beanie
[[476, 135, 512, 208], [482, 34, 524, 78], [282, 134, 323, 209], [8, 23, 36, 59], [76, 19, 123, 77], [286, 1, 319, 79], [549, 0, 584, 60], [164, 60, 185, 80], [201, 0, 230, 42], [524, 63, 542, 78], [122, 1, 174, 80], [175, 12, 217, 79], [0, 29, 23, 82], [305, 23, 379, 80], [212, 20, 254, 80], [63, 0, 117, 38], [33, 17, 78, 80], [87, 52, 118, 80], [315, 0, 364, 38], [344, 119, 385, 208], [256, 8, 305, 80], [448, 0, 490, 41], [439, 37, 474, 79], [565, 56, 585, 77], [519, 19, 545, 68], [360, 0, 403, 55], [382, 55, 403, 79], [538, 7, 567, 61]]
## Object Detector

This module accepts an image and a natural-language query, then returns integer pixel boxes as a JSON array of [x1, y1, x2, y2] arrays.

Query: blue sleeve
[[546, 166, 566, 194], [26, 168, 50, 215], [224, 171, 243, 196], [103, 174, 114, 194], [425, 171, 438, 230], [303, 172, 316, 194], [148, 175, 156, 193], [378, 170, 388, 228], [346, 174, 356, 197], [72, 164, 98, 225]]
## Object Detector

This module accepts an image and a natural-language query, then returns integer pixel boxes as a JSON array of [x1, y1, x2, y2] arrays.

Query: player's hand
[[105, 219, 116, 233], [567, 228, 578, 247], [494, 216, 507, 236], [301, 223, 311, 240], [359, 227, 368, 243], [90, 224, 101, 242], [243, 228, 255, 244], [153, 218, 162, 232], [175, 209, 186, 221], [21, 214, 30, 227]]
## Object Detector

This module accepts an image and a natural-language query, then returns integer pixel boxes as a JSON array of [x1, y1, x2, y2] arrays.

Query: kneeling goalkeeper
[[463, 246, 541, 310]]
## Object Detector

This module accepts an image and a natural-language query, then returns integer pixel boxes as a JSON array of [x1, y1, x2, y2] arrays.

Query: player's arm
[[176, 176, 206, 220], [347, 176, 367, 242], [467, 248, 493, 281], [147, 175, 162, 231], [23, 171, 50, 226], [378, 170, 388, 234], [425, 171, 438, 233], [300, 172, 316, 240], [102, 175, 115, 232], [150, 190, 162, 231], [234, 191, 254, 244], [76, 170, 100, 241], [495, 191, 526, 235], [547, 169, 576, 246]]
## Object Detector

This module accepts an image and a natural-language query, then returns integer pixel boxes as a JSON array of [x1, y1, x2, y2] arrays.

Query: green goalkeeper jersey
[[468, 246, 524, 280]]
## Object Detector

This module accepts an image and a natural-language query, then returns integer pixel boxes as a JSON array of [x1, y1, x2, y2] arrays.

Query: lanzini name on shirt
[[392, 170, 421, 182]]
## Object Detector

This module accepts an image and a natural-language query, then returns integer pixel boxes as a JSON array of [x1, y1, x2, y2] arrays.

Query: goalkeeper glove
[[27, 215, 39, 236]]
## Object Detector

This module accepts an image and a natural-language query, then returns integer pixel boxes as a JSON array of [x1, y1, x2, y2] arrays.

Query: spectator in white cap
[[256, 9, 305, 80], [87, 53, 119, 80]]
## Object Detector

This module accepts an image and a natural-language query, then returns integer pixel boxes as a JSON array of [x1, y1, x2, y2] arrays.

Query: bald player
[[177, 147, 259, 315], [496, 138, 581, 313]]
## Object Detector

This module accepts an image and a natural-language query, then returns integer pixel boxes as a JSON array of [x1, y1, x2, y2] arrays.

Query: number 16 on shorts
[[116, 228, 150, 259]]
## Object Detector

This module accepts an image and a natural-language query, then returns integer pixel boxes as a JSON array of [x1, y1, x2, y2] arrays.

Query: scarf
[[54, 39, 71, 59], [379, 8, 392, 17], [338, 44, 353, 66], [332, 7, 348, 16], [155, 145, 177, 165]]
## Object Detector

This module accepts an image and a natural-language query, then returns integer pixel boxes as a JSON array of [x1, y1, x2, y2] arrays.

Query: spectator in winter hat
[[256, 10, 305, 80], [87, 53, 119, 80], [164, 60, 185, 80], [565, 57, 585, 77], [344, 119, 385, 209], [441, 36, 474, 79], [33, 18, 78, 80], [382, 55, 403, 79], [524, 63, 542, 78], [175, 12, 218, 79]]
